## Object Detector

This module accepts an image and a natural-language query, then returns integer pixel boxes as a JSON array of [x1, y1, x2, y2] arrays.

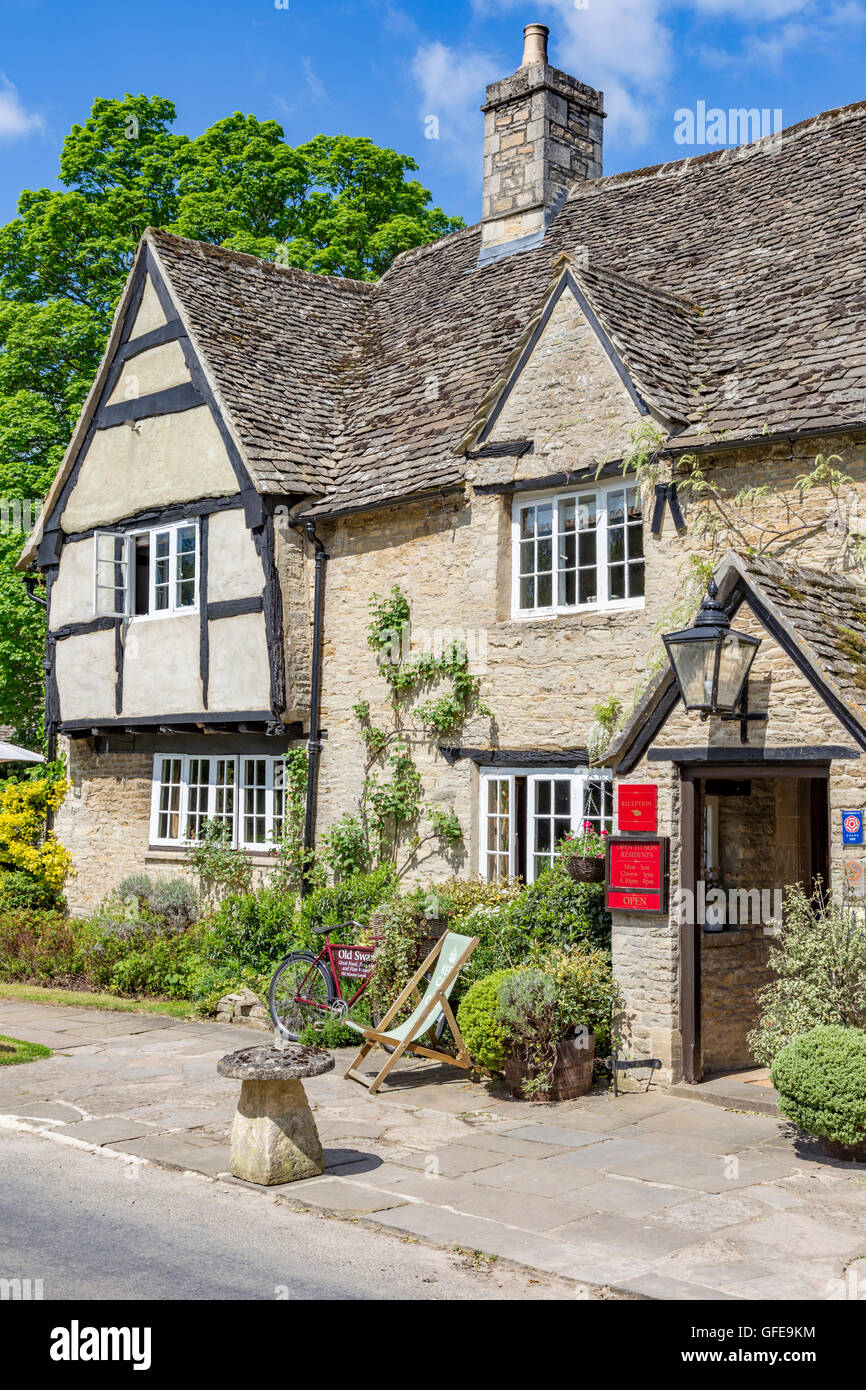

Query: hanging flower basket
[[560, 823, 608, 883], [565, 853, 605, 884]]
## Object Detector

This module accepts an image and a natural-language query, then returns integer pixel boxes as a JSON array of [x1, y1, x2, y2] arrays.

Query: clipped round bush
[[771, 1025, 866, 1153], [456, 969, 519, 1073]]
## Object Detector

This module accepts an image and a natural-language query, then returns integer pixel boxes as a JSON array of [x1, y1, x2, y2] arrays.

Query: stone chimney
[[478, 24, 605, 266]]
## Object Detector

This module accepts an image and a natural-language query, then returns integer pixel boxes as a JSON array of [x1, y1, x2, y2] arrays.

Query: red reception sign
[[617, 783, 658, 833], [605, 836, 669, 913]]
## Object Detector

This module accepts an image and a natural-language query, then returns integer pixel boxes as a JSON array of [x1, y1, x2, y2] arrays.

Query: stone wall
[[58, 737, 157, 915], [701, 929, 774, 1075]]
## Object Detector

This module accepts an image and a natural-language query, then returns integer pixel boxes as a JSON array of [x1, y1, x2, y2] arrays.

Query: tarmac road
[[0, 1128, 576, 1301]]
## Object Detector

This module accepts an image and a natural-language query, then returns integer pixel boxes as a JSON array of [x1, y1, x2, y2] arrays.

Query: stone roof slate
[[145, 97, 866, 513]]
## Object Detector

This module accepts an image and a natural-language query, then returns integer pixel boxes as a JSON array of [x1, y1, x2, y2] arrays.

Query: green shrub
[[187, 820, 253, 905], [184, 958, 270, 1017], [771, 1025, 866, 1149], [508, 861, 611, 952], [455, 902, 534, 993], [424, 876, 521, 932], [0, 869, 64, 913], [298, 1016, 360, 1048], [749, 886, 866, 1065], [497, 968, 561, 1099], [117, 873, 199, 932], [293, 866, 397, 949], [0, 910, 78, 983], [366, 893, 432, 1020], [544, 945, 620, 1057], [200, 885, 296, 970], [456, 969, 519, 1072]]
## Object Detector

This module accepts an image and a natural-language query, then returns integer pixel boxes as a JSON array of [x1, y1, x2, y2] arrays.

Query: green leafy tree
[[0, 97, 462, 745]]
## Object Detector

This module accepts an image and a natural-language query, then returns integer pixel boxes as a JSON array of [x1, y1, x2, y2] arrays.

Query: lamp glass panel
[[669, 638, 720, 709], [715, 632, 758, 710]]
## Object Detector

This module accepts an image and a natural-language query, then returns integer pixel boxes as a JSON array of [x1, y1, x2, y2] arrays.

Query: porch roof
[[602, 549, 866, 773]]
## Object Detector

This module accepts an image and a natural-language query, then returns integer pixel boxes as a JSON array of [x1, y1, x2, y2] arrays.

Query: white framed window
[[94, 531, 130, 617], [93, 520, 199, 619], [149, 753, 284, 850], [479, 767, 613, 883], [512, 481, 644, 618]]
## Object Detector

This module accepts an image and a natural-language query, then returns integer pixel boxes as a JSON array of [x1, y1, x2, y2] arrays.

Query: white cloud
[[410, 41, 503, 177], [302, 58, 330, 105], [469, 0, 674, 145], [692, 0, 866, 69], [0, 74, 43, 141], [688, 0, 811, 16]]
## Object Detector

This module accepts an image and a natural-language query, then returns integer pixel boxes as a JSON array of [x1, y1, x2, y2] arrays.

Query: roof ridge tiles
[[564, 96, 866, 199], [144, 227, 375, 296]]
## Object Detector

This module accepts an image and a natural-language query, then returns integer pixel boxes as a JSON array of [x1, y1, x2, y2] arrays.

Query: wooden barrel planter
[[817, 1135, 866, 1163], [504, 1030, 595, 1102], [565, 854, 605, 884]]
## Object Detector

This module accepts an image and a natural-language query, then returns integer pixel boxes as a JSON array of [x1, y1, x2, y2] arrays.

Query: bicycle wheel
[[269, 952, 335, 1041]]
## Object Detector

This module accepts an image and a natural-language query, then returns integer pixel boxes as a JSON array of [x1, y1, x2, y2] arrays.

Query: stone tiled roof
[[604, 548, 866, 768], [142, 97, 866, 512], [739, 551, 866, 732], [150, 232, 372, 496]]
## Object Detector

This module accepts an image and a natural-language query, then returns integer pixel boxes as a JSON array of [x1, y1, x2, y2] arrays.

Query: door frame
[[679, 760, 831, 1084]]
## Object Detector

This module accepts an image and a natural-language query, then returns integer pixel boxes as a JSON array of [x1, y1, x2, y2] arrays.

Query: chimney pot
[[522, 23, 549, 67]]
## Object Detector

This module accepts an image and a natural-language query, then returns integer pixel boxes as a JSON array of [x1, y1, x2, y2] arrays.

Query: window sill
[[146, 848, 280, 864], [127, 609, 200, 624], [505, 602, 645, 627]]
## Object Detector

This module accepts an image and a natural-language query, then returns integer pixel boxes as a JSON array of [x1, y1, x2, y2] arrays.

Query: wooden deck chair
[[343, 931, 479, 1094]]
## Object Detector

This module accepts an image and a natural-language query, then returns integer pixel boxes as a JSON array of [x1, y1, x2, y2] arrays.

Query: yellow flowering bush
[[0, 778, 73, 892]]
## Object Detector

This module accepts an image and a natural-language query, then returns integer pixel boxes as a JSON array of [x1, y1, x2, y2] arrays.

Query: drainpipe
[[299, 519, 327, 896], [23, 572, 56, 830]]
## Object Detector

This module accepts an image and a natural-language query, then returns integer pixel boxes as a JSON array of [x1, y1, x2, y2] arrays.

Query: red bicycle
[[268, 921, 382, 1042]]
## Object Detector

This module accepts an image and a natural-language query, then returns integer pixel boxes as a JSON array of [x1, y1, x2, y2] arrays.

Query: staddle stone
[[218, 1044, 334, 1186]]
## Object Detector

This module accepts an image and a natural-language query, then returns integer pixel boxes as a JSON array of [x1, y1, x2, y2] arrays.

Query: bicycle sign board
[[331, 944, 375, 980]]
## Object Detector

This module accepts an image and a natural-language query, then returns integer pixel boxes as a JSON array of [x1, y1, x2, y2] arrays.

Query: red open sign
[[605, 836, 669, 913]]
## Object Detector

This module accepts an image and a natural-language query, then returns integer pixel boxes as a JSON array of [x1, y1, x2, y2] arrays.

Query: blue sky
[[1, 0, 865, 226]]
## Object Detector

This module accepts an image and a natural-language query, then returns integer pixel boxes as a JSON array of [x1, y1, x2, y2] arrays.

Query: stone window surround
[[479, 765, 613, 883], [93, 517, 200, 621], [510, 476, 645, 620], [149, 751, 285, 852]]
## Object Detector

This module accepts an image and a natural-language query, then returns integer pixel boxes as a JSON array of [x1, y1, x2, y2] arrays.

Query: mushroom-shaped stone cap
[[217, 1044, 335, 1081]]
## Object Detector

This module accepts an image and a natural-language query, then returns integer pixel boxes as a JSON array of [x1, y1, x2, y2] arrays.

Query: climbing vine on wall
[[321, 586, 492, 880]]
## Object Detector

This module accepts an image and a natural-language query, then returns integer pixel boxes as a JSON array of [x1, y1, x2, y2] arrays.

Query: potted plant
[[560, 822, 607, 884]]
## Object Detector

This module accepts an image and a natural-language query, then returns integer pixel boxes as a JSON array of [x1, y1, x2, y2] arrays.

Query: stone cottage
[[18, 24, 866, 1084]]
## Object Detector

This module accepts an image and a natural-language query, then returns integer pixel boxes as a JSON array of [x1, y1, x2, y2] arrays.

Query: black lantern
[[662, 580, 761, 718]]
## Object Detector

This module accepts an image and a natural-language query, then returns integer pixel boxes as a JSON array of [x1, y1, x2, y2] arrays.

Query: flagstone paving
[[2, 999, 865, 1301]]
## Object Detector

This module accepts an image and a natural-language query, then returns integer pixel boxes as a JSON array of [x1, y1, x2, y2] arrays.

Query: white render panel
[[105, 340, 190, 407], [206, 509, 264, 602], [55, 629, 117, 722], [51, 538, 95, 627], [61, 406, 240, 531], [122, 613, 203, 715], [131, 276, 167, 337], [207, 613, 270, 711]]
